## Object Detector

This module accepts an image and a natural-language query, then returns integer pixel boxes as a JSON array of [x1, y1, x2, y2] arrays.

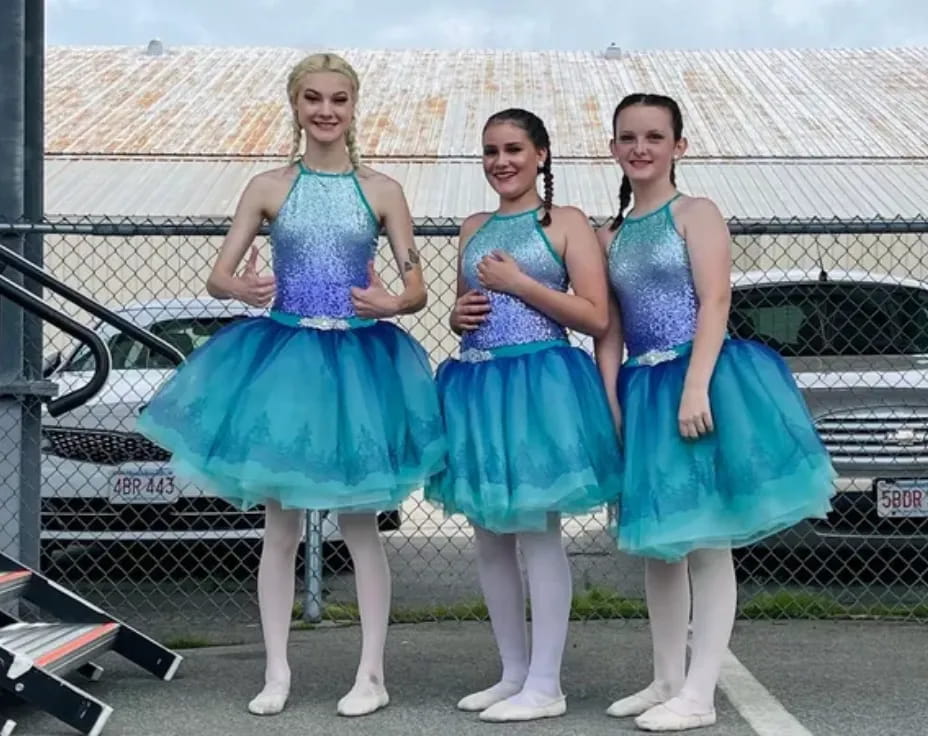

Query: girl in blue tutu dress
[[425, 108, 622, 723], [595, 93, 835, 732], [137, 53, 445, 718]]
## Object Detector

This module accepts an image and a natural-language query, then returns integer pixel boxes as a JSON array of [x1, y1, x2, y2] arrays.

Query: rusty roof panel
[[45, 46, 928, 159]]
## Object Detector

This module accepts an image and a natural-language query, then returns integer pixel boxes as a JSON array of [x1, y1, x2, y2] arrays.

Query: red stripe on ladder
[[0, 571, 30, 585], [35, 623, 118, 667]]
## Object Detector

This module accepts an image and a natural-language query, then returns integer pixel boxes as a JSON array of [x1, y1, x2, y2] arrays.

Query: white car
[[39, 297, 399, 573]]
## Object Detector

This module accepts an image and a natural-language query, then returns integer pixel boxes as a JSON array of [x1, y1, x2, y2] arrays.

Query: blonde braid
[[288, 116, 302, 164], [346, 117, 361, 170]]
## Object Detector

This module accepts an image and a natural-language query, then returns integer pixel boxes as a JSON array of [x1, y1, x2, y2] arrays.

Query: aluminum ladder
[[0, 554, 182, 735]]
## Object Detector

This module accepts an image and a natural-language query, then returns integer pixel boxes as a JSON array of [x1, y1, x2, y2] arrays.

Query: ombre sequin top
[[270, 162, 379, 318], [460, 207, 568, 352], [607, 194, 699, 357]]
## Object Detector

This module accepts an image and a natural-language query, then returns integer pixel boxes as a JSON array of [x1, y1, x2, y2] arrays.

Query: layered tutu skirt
[[136, 314, 446, 511], [425, 341, 623, 532], [617, 338, 836, 561]]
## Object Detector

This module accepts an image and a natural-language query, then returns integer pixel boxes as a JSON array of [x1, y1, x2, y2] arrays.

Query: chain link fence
[[1, 215, 927, 641]]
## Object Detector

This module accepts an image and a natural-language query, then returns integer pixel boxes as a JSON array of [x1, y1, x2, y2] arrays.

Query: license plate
[[109, 470, 178, 505], [875, 479, 928, 518]]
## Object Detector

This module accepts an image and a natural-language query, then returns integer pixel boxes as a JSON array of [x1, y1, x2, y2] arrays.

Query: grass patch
[[293, 588, 928, 625], [738, 592, 928, 620], [740, 592, 848, 619], [393, 600, 490, 623], [570, 587, 649, 619], [320, 600, 491, 623], [292, 588, 647, 624], [322, 602, 360, 621]]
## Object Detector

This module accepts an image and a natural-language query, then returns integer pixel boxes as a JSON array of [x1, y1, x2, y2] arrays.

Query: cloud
[[373, 8, 549, 49], [46, 0, 102, 7], [45, 0, 928, 49]]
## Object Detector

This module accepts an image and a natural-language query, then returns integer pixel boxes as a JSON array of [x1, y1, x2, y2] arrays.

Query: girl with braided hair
[[137, 52, 445, 718], [425, 108, 622, 723], [595, 93, 834, 731]]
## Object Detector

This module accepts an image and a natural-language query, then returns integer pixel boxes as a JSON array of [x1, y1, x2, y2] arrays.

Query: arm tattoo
[[403, 245, 420, 272]]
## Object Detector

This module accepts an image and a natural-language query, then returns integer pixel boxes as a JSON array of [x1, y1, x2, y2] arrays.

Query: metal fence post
[[303, 510, 323, 623]]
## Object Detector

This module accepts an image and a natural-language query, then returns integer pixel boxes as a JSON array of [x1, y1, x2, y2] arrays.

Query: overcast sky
[[46, 0, 928, 50]]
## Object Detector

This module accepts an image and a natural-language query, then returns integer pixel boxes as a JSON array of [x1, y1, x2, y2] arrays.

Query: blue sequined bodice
[[607, 196, 698, 356], [270, 165, 379, 318], [461, 208, 568, 352]]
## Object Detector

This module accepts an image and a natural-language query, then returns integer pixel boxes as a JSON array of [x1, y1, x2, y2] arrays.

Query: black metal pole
[[24, 0, 45, 362], [18, 0, 46, 568], [0, 0, 31, 565]]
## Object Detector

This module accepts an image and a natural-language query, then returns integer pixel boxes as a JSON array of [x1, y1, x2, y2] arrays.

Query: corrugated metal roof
[[46, 46, 928, 159], [44, 158, 928, 219]]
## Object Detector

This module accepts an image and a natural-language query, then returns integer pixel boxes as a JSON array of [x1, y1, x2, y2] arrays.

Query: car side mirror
[[42, 350, 62, 377]]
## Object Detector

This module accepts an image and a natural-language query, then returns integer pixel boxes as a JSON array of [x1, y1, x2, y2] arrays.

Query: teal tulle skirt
[[424, 341, 623, 533], [617, 338, 836, 561], [136, 315, 446, 511]]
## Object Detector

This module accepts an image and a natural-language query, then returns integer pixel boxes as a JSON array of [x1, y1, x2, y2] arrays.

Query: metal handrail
[[0, 274, 110, 416], [0, 243, 185, 368]]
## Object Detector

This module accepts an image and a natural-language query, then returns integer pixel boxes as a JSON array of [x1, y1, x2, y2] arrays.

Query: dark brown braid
[[608, 93, 684, 231], [540, 155, 553, 226], [483, 107, 554, 228], [609, 175, 633, 231]]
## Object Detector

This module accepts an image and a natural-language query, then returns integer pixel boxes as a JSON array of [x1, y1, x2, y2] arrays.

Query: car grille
[[42, 426, 170, 465], [41, 496, 264, 533], [815, 408, 928, 467]]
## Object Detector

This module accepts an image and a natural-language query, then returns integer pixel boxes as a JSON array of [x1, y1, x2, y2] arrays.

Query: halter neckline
[[297, 159, 354, 177], [492, 204, 544, 220], [624, 192, 683, 223]]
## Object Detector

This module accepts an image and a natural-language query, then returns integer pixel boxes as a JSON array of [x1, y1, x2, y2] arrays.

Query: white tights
[[629, 548, 737, 715], [248, 501, 390, 714], [471, 514, 572, 707]]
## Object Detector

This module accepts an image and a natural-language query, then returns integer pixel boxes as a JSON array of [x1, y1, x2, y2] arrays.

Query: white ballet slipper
[[478, 694, 567, 722], [635, 702, 717, 731]]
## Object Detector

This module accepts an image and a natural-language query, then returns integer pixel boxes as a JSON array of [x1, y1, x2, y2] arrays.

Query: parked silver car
[[729, 269, 928, 566]]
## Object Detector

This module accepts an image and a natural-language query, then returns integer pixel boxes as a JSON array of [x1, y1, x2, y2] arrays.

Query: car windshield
[[62, 317, 242, 371], [730, 281, 928, 357]]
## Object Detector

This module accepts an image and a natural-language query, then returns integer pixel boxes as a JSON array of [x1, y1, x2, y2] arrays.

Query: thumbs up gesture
[[350, 261, 399, 319], [236, 246, 277, 308]]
